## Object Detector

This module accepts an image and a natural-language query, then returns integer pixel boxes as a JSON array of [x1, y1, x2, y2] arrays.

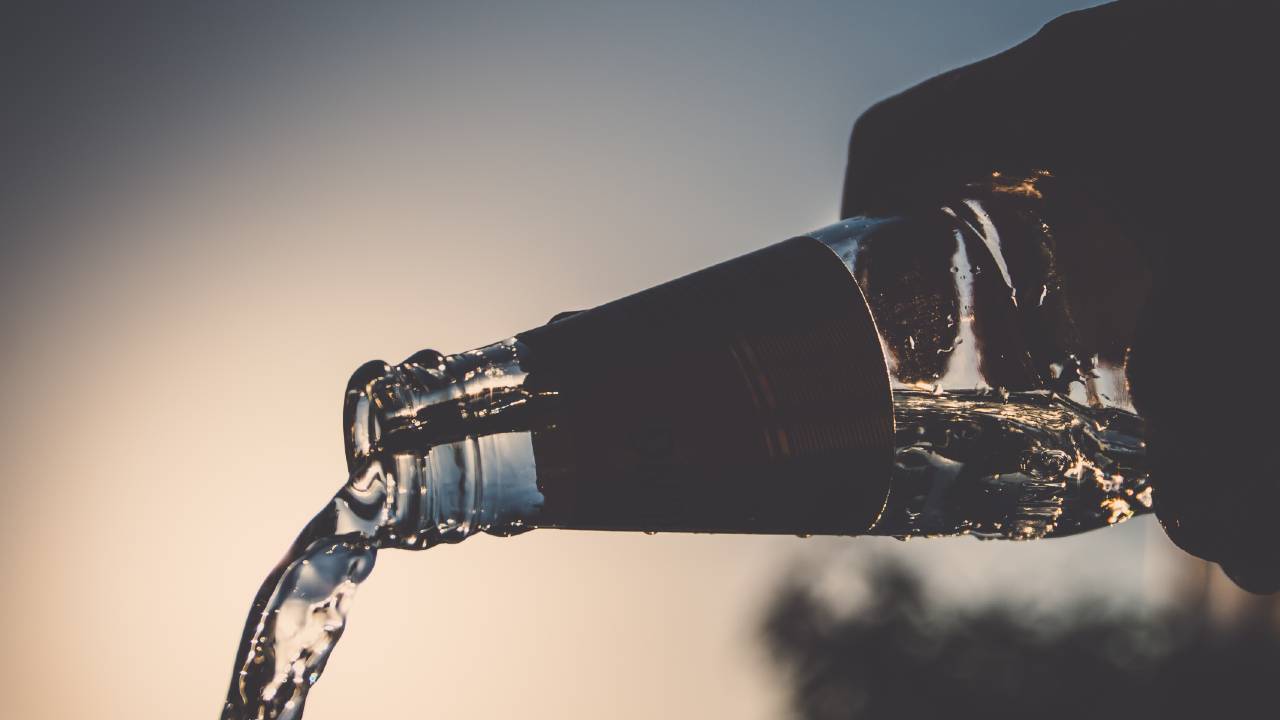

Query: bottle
[[224, 175, 1162, 720], [345, 173, 1152, 547]]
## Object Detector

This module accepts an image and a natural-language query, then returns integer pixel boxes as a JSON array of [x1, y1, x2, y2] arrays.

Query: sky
[[3, 2, 1245, 719]]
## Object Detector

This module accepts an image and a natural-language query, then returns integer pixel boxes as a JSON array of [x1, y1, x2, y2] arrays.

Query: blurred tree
[[762, 560, 1279, 720]]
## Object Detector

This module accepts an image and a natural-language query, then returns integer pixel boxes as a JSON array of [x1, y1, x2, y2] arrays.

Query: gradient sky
[[4, 2, 1240, 719]]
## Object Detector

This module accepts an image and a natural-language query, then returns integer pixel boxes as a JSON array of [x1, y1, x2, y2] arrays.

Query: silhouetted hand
[[841, 1, 1278, 592]]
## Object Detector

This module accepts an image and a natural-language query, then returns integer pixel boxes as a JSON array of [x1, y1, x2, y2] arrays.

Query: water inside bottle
[[870, 388, 1148, 539]]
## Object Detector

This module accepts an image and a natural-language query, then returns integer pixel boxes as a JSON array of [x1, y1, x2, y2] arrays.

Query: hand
[[841, 1, 1278, 592]]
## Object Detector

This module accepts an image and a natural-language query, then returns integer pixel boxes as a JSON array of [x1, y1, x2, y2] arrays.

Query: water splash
[[221, 458, 409, 720]]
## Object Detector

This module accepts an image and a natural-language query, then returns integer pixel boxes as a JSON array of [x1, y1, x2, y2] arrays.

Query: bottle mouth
[[343, 359, 393, 474], [339, 347, 543, 542], [341, 349, 460, 475]]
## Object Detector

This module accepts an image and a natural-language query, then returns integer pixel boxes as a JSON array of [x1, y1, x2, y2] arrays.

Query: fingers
[[840, 10, 1068, 218], [1130, 281, 1280, 595], [840, 1, 1182, 221], [1157, 462, 1280, 595], [840, 55, 1029, 218]]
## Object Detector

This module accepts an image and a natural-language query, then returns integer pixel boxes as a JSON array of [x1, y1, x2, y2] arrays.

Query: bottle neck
[[343, 340, 550, 543]]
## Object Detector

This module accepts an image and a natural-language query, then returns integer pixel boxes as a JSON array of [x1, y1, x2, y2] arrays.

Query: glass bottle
[[343, 174, 1152, 548]]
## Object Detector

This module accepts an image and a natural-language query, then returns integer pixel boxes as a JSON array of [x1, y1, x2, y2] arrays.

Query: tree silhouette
[[762, 560, 1278, 720]]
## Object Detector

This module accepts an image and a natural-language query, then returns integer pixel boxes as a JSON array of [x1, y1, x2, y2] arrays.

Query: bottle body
[[344, 181, 1151, 546]]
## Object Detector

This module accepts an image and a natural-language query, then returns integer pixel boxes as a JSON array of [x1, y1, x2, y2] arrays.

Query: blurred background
[[3, 2, 1275, 718]]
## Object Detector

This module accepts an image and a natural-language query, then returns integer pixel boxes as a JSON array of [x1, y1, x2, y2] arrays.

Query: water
[[221, 369, 529, 720], [222, 383, 1150, 719], [220, 457, 396, 720], [871, 389, 1149, 539]]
